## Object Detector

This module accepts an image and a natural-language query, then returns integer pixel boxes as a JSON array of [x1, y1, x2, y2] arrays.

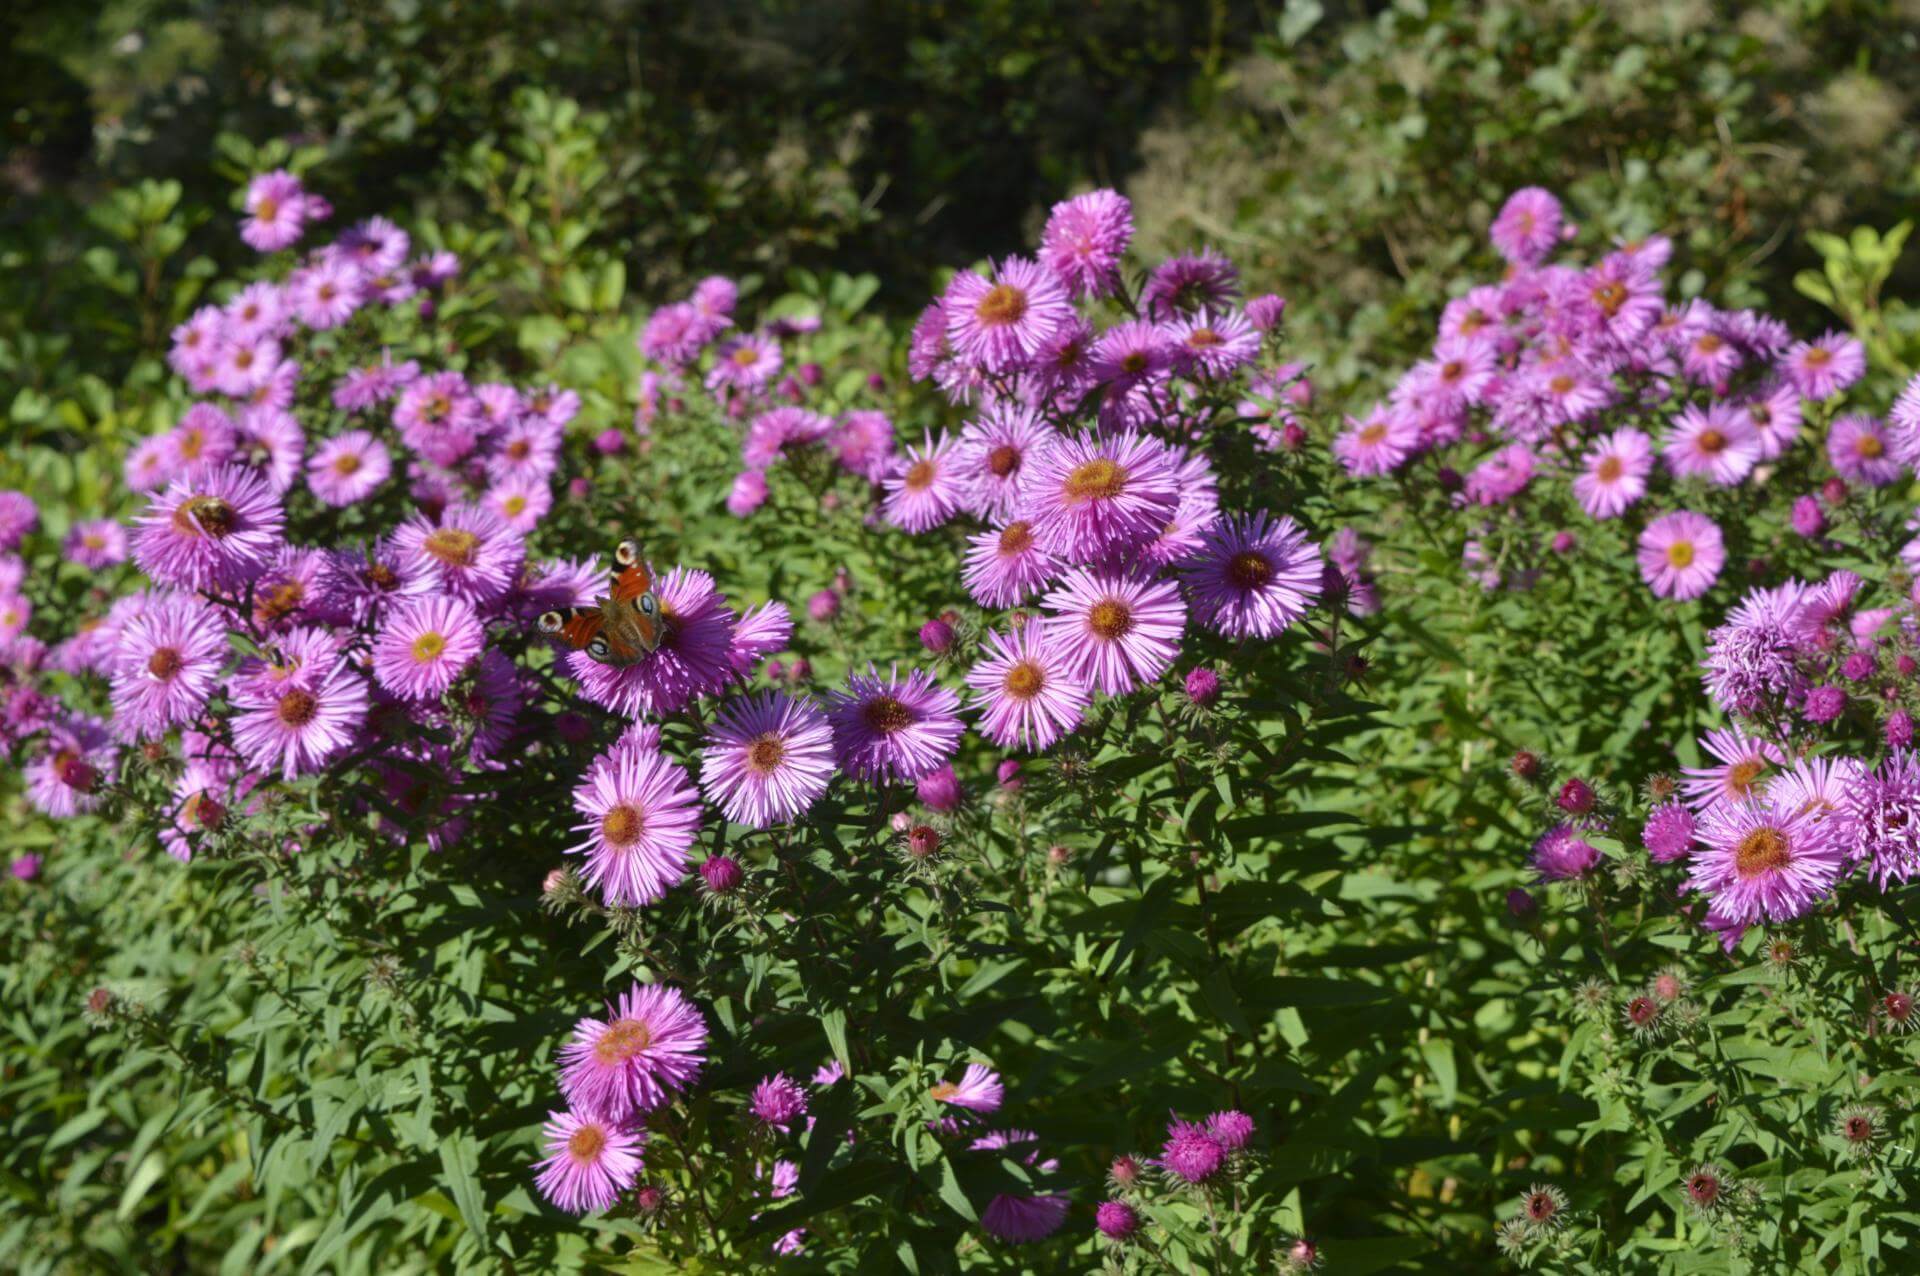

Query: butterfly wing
[[612, 540, 653, 603], [609, 540, 666, 654], [539, 606, 605, 651]]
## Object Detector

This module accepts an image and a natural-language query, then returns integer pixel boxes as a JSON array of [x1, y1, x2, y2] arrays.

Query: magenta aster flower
[[482, 476, 553, 534], [1531, 823, 1601, 882], [392, 504, 525, 606], [24, 715, 118, 817], [749, 1073, 809, 1131], [882, 431, 967, 533], [1169, 309, 1260, 379], [1828, 413, 1901, 486], [1040, 568, 1185, 695], [706, 333, 782, 394], [240, 170, 309, 252], [1490, 187, 1563, 266], [971, 1130, 1068, 1242], [1637, 511, 1724, 601], [943, 256, 1073, 373], [373, 594, 484, 701], [1089, 319, 1174, 398], [828, 409, 896, 483], [1572, 428, 1653, 519], [62, 519, 127, 570], [1096, 1200, 1140, 1240], [1018, 431, 1179, 565], [699, 691, 835, 828], [487, 417, 563, 485], [533, 1109, 645, 1215], [289, 257, 361, 329], [826, 664, 965, 783], [1848, 750, 1920, 889], [966, 624, 1089, 751], [393, 370, 480, 467], [1181, 511, 1320, 640], [1664, 403, 1759, 486], [1332, 407, 1418, 477], [639, 302, 707, 364], [1206, 1109, 1255, 1151], [565, 566, 742, 718], [1681, 728, 1783, 811], [1462, 444, 1535, 507], [167, 404, 238, 475], [306, 431, 391, 506], [1738, 380, 1803, 460], [1690, 796, 1845, 925], [133, 465, 285, 593], [569, 744, 701, 907], [930, 1063, 1003, 1113], [963, 520, 1060, 608], [1141, 248, 1240, 320], [727, 470, 768, 518], [123, 435, 174, 494], [230, 643, 368, 780], [559, 982, 708, 1120], [1039, 189, 1132, 298], [1158, 1118, 1226, 1184], [333, 358, 418, 412], [108, 593, 227, 738], [235, 406, 304, 494], [726, 601, 791, 681], [1643, 801, 1698, 863], [954, 401, 1056, 523], [1781, 330, 1866, 401]]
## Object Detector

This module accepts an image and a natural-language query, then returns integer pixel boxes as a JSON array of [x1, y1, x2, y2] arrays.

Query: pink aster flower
[[971, 1130, 1068, 1243], [1827, 413, 1901, 486], [392, 504, 525, 606], [533, 1110, 645, 1215], [229, 642, 368, 780], [1040, 568, 1185, 695], [1181, 511, 1320, 639], [1739, 380, 1803, 460], [1531, 823, 1601, 882], [133, 465, 285, 593], [750, 1074, 809, 1131], [307, 431, 392, 506], [168, 404, 238, 475], [640, 302, 708, 365], [559, 982, 708, 1120], [1572, 428, 1653, 519], [954, 401, 1055, 523], [699, 691, 835, 828], [569, 744, 702, 907], [966, 624, 1090, 752], [727, 470, 768, 518], [24, 715, 118, 818], [943, 256, 1074, 372], [62, 519, 127, 570], [123, 435, 174, 494], [1849, 750, 1920, 889], [332, 358, 418, 412], [393, 370, 481, 466], [223, 281, 286, 344], [826, 664, 965, 783], [963, 520, 1061, 608], [1158, 1118, 1226, 1185], [1088, 319, 1175, 400], [828, 409, 896, 483], [1140, 248, 1239, 320], [1039, 189, 1132, 298], [1781, 330, 1866, 401], [108, 593, 227, 738], [240, 170, 309, 252], [1169, 309, 1260, 380], [930, 1063, 1003, 1113], [1018, 431, 1178, 565], [1664, 403, 1759, 486], [1462, 444, 1535, 506], [1490, 187, 1563, 266], [289, 257, 361, 329], [373, 594, 484, 701], [1637, 510, 1724, 601], [1332, 406, 1418, 476], [235, 406, 304, 494], [1691, 796, 1845, 925], [706, 333, 782, 395], [1681, 728, 1783, 812], [882, 431, 967, 533], [482, 476, 553, 534]]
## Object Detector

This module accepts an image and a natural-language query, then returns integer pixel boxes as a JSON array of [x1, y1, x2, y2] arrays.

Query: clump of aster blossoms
[[1336, 185, 1889, 604]]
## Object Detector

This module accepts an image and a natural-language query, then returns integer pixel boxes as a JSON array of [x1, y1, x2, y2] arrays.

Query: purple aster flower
[[1462, 443, 1534, 506], [931, 1063, 1003, 1113], [333, 357, 419, 412], [570, 743, 701, 907], [1681, 728, 1783, 811], [966, 624, 1089, 752], [1643, 802, 1698, 863], [1159, 1118, 1226, 1184], [1664, 403, 1759, 486], [289, 257, 361, 329], [1040, 568, 1185, 695], [234, 405, 305, 494], [393, 370, 480, 466], [307, 431, 391, 506], [1530, 823, 1601, 882], [1490, 188, 1563, 266], [373, 594, 484, 701], [828, 409, 896, 483], [706, 333, 782, 395], [533, 1110, 645, 1215], [133, 465, 285, 593], [640, 302, 708, 365], [826, 664, 965, 783], [482, 475, 553, 534], [749, 1073, 809, 1131], [1791, 494, 1826, 538], [727, 601, 791, 681], [1739, 380, 1803, 459], [943, 256, 1073, 373], [62, 519, 127, 570], [1701, 583, 1810, 715], [1828, 413, 1901, 486], [1637, 511, 1724, 601], [1691, 795, 1845, 925], [229, 641, 368, 780], [1141, 248, 1239, 320], [564, 566, 742, 718], [743, 406, 832, 469], [1332, 406, 1419, 477], [123, 435, 174, 494], [1802, 684, 1846, 723], [1781, 331, 1866, 401], [963, 520, 1061, 609], [1096, 1200, 1139, 1240], [1039, 189, 1132, 298], [727, 470, 769, 518], [108, 593, 227, 739], [1247, 293, 1288, 332], [558, 982, 707, 1121], [1205, 1110, 1255, 1151], [240, 170, 308, 252], [1018, 431, 1178, 565], [971, 1130, 1068, 1242], [392, 504, 525, 606], [699, 691, 835, 828], [954, 401, 1056, 523], [167, 404, 238, 475], [1572, 428, 1653, 519], [24, 715, 118, 817], [1169, 309, 1261, 379], [1180, 511, 1320, 639], [881, 431, 967, 533], [1088, 319, 1175, 400]]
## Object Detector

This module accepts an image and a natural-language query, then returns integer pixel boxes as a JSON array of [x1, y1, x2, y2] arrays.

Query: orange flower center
[[1597, 455, 1624, 482], [1063, 458, 1125, 503], [332, 453, 362, 476], [1003, 660, 1045, 700], [987, 445, 1021, 478], [567, 1124, 607, 1162], [1227, 551, 1274, 590], [147, 648, 183, 680], [277, 689, 318, 727], [998, 521, 1035, 555], [1727, 759, 1763, 795], [1735, 826, 1790, 878], [1359, 422, 1387, 445], [863, 694, 913, 735], [1696, 430, 1726, 454], [1666, 540, 1695, 569], [1088, 599, 1132, 640], [1593, 281, 1626, 315], [904, 460, 937, 492], [975, 284, 1027, 327], [746, 733, 786, 774], [423, 528, 479, 567], [594, 1017, 653, 1064], [411, 631, 447, 663], [255, 580, 306, 625], [1858, 434, 1885, 459], [601, 804, 644, 846]]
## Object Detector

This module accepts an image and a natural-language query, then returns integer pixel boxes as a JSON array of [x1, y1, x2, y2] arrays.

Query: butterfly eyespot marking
[[537, 610, 565, 634], [588, 637, 610, 658], [638, 594, 657, 616], [616, 540, 642, 567]]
